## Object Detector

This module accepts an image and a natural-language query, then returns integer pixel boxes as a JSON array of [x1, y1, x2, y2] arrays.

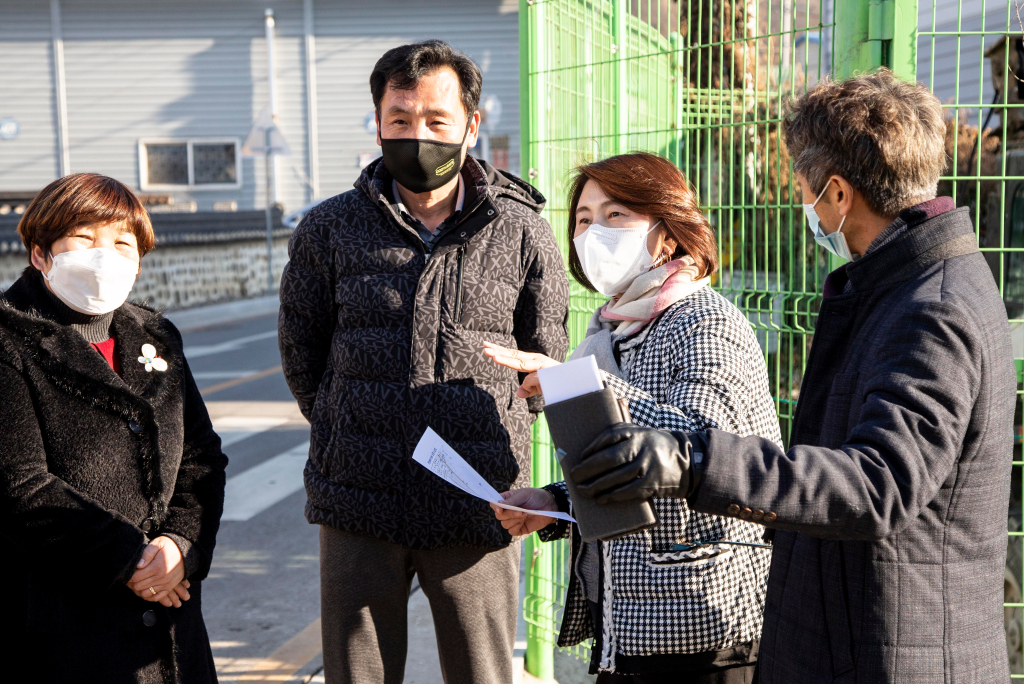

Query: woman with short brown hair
[[485, 152, 782, 682], [1, 173, 226, 683]]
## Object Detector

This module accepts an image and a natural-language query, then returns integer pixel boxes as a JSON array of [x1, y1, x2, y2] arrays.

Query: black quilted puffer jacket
[[279, 157, 569, 549]]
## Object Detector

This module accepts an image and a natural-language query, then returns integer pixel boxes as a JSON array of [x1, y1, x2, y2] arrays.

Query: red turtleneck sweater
[[91, 338, 121, 375]]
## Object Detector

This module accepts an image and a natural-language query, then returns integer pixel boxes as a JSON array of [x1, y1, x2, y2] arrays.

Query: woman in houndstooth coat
[[486, 153, 783, 683]]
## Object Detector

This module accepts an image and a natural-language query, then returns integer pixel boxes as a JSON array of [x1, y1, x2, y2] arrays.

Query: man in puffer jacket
[[278, 40, 569, 684]]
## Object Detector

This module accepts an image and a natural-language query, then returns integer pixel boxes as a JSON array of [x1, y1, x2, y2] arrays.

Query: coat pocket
[[452, 245, 466, 326], [819, 540, 856, 679], [649, 544, 734, 566], [818, 372, 859, 449]]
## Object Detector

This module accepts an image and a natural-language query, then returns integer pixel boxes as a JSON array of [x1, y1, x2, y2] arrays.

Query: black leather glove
[[570, 424, 703, 503]]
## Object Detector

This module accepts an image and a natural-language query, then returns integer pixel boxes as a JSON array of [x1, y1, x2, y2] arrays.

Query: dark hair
[[17, 173, 155, 265], [370, 40, 482, 119], [567, 152, 718, 290], [782, 68, 946, 218]]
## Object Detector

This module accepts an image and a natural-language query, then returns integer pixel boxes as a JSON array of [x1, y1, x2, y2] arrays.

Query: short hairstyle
[[782, 69, 946, 218], [370, 40, 482, 119], [567, 152, 718, 290], [17, 173, 155, 265]]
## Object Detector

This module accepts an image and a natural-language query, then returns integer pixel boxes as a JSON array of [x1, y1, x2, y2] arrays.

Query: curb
[[166, 294, 279, 332]]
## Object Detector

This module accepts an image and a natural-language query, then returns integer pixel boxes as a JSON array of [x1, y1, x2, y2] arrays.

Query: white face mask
[[804, 181, 853, 261], [43, 248, 139, 315], [573, 220, 661, 296]]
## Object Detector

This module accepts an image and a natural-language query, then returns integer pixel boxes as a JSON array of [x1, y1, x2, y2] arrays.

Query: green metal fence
[[519, 0, 1024, 678]]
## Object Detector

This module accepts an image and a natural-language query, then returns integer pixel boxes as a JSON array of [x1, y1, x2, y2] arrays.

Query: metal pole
[[266, 129, 274, 292], [265, 9, 279, 208], [50, 0, 70, 177], [303, 0, 320, 202]]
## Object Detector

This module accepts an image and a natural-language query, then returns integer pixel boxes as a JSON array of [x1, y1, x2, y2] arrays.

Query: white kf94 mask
[[43, 248, 139, 315], [573, 220, 661, 297]]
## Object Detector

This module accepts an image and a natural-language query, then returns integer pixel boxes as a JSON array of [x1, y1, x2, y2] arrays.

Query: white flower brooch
[[138, 344, 168, 373]]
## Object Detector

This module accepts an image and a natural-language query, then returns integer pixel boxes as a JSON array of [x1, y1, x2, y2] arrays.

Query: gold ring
[[149, 587, 157, 596]]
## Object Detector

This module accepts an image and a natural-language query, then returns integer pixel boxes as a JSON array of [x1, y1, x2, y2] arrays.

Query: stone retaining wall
[[0, 209, 293, 311], [0, 237, 290, 312]]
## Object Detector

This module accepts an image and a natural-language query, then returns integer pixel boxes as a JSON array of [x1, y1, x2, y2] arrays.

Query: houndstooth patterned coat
[[540, 285, 782, 670]]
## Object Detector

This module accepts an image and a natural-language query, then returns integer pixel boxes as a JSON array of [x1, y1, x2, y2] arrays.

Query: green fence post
[[525, 425, 556, 681], [832, 0, 916, 81], [613, 0, 629, 154], [520, 5, 556, 680]]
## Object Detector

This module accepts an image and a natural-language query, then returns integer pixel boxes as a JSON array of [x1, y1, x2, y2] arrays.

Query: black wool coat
[[0, 272, 227, 684], [279, 157, 570, 549], [693, 202, 1016, 682]]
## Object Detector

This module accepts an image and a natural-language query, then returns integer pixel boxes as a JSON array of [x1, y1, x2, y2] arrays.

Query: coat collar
[[843, 200, 976, 293], [352, 156, 548, 254], [0, 270, 180, 414]]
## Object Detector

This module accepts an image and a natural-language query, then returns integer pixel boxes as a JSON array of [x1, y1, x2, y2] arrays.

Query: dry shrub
[[679, 0, 757, 90], [937, 113, 1000, 243]]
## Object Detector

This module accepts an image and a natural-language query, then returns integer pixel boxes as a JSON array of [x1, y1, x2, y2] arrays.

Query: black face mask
[[379, 119, 470, 194]]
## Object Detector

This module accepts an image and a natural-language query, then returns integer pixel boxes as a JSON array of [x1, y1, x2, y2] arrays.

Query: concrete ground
[[170, 298, 595, 683]]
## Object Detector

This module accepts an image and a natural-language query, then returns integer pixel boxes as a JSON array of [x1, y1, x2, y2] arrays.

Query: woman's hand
[[128, 536, 186, 606], [490, 488, 558, 536], [482, 342, 561, 398]]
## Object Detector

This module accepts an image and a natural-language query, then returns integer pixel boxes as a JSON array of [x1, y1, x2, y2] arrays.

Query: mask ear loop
[[41, 252, 56, 281], [811, 179, 831, 208], [646, 220, 669, 269], [812, 180, 848, 235]]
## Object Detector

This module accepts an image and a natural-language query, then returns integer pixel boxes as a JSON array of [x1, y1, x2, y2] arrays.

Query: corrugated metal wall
[[53, 0, 307, 212], [0, 1, 61, 189], [0, 0, 521, 212]]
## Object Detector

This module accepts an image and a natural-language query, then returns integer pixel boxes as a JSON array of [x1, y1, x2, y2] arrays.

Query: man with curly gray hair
[[570, 69, 1016, 683]]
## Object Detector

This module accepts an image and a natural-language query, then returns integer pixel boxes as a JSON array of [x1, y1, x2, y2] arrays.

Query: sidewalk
[[166, 294, 280, 332]]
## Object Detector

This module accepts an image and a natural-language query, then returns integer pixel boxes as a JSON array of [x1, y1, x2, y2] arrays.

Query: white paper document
[[412, 427, 575, 522], [537, 354, 604, 405]]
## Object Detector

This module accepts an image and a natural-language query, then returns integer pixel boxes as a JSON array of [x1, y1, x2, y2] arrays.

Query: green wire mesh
[[522, 0, 1024, 676]]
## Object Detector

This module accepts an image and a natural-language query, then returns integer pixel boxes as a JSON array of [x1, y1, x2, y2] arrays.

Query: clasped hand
[[127, 536, 190, 608]]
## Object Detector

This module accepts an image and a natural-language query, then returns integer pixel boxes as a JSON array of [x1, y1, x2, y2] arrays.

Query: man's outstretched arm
[[573, 300, 984, 541]]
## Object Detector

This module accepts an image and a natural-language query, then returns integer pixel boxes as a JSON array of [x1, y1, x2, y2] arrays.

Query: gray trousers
[[319, 526, 520, 684]]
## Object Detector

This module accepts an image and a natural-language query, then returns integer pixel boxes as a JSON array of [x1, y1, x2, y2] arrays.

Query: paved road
[[181, 312, 540, 683], [182, 313, 323, 681]]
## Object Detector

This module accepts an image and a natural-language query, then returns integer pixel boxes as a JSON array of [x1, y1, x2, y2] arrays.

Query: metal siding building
[[1, 2, 61, 188], [0, 0, 521, 213]]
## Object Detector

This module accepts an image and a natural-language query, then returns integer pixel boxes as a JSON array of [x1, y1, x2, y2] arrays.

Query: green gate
[[519, 0, 1024, 678]]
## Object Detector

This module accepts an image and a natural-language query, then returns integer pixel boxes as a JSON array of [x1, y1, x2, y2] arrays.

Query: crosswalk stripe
[[221, 442, 310, 521], [183, 329, 278, 359], [212, 415, 291, 448]]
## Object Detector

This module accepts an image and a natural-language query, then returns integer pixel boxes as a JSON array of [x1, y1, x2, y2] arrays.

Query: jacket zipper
[[453, 245, 466, 324]]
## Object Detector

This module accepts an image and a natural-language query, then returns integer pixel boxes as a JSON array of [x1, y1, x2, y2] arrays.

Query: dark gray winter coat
[[692, 200, 1016, 682], [0, 271, 227, 683], [279, 157, 569, 549]]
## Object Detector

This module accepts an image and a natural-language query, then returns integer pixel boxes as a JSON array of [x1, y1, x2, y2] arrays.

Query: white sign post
[[242, 108, 291, 291]]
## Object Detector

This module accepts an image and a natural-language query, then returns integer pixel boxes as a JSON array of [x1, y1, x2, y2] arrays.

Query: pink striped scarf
[[597, 256, 710, 340]]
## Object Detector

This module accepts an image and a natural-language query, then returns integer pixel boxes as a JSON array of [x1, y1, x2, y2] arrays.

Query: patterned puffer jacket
[[540, 286, 782, 671], [279, 157, 569, 549]]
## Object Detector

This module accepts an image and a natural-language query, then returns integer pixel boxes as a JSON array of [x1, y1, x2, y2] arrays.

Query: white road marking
[[213, 415, 290, 448], [183, 329, 278, 359], [192, 371, 262, 380], [221, 442, 310, 522]]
